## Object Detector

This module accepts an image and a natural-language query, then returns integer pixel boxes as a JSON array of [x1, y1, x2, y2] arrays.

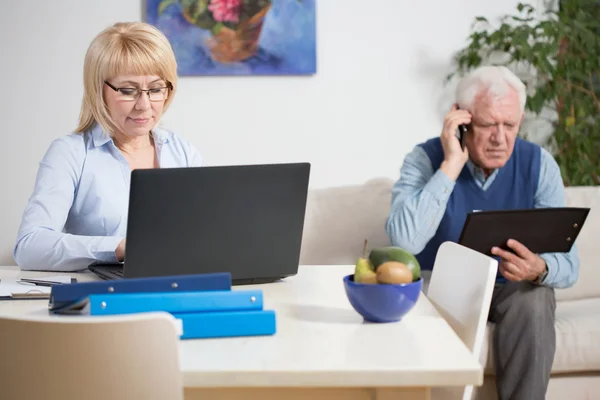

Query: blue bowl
[[343, 274, 422, 323]]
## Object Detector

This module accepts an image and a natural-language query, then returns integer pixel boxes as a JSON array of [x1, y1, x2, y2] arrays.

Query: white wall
[[1, 0, 528, 265]]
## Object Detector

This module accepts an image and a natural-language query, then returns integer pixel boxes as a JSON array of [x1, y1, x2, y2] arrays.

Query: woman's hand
[[115, 238, 126, 262]]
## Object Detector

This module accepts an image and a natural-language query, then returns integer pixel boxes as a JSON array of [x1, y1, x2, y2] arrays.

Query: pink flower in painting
[[208, 0, 242, 23]]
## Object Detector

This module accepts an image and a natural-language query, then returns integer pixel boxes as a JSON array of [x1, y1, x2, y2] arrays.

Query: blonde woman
[[14, 22, 202, 271]]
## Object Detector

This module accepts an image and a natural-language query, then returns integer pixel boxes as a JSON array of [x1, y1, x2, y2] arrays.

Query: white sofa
[[299, 178, 600, 399]]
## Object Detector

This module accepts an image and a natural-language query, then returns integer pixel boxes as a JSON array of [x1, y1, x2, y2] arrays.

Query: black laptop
[[88, 162, 310, 284]]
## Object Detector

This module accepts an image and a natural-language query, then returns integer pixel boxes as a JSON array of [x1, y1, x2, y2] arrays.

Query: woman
[[14, 22, 202, 271]]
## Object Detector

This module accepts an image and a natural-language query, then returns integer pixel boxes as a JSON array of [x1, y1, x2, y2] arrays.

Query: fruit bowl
[[343, 274, 422, 323]]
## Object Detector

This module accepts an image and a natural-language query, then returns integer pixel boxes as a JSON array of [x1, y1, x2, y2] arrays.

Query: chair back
[[427, 241, 498, 400], [0, 312, 183, 400]]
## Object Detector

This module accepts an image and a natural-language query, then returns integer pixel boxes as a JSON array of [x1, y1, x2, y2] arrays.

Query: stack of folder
[[48, 273, 276, 340]]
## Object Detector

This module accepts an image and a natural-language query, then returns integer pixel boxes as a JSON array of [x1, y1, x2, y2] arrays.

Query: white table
[[0, 265, 482, 400]]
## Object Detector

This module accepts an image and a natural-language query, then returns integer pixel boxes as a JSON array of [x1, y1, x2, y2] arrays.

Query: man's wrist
[[532, 262, 549, 285], [440, 159, 464, 181]]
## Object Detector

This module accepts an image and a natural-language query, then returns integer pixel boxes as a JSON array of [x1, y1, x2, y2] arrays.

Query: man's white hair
[[455, 65, 526, 113]]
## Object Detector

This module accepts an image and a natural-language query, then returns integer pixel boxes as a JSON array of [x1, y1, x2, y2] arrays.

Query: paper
[[0, 275, 72, 299], [0, 278, 52, 297]]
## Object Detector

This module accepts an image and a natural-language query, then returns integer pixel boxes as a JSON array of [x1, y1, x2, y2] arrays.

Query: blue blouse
[[14, 123, 203, 271]]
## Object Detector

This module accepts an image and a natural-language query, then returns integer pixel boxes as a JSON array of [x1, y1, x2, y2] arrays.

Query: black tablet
[[458, 207, 590, 256]]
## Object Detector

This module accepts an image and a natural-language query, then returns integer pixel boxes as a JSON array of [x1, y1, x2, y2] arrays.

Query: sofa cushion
[[299, 178, 393, 265], [474, 374, 600, 400], [480, 297, 600, 375], [556, 186, 600, 301]]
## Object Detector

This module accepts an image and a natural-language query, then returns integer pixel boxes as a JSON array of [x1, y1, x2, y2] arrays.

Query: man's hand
[[440, 104, 471, 181], [115, 238, 126, 262], [491, 239, 547, 282]]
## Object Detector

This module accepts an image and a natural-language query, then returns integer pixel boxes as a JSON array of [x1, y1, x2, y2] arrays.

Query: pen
[[18, 278, 65, 287]]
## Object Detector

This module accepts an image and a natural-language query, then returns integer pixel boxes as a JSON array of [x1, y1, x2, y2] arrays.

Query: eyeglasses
[[104, 80, 173, 102]]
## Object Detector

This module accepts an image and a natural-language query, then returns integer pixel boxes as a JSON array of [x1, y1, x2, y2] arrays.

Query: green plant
[[448, 0, 600, 186]]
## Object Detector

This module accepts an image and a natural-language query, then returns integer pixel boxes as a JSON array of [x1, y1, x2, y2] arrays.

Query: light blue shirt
[[385, 145, 579, 289], [14, 123, 203, 272]]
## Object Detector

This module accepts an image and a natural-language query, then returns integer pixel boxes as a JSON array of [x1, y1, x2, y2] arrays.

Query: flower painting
[[146, 0, 317, 76]]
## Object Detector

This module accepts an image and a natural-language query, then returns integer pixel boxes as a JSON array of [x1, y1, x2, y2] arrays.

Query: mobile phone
[[456, 105, 467, 150]]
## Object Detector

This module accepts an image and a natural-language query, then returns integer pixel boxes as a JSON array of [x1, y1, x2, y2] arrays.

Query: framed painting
[[145, 0, 317, 76]]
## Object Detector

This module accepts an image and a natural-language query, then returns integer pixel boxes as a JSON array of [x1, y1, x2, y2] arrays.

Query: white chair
[[0, 311, 183, 400], [427, 241, 498, 400]]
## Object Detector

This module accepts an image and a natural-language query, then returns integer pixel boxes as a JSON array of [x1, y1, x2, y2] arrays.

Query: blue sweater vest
[[415, 137, 541, 276]]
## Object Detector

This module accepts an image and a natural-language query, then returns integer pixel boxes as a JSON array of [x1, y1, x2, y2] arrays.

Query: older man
[[386, 65, 579, 400]]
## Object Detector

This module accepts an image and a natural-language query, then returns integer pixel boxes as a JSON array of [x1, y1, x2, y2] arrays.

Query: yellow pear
[[354, 240, 377, 284]]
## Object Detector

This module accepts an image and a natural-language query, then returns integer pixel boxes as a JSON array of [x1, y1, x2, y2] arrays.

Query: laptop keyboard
[[110, 268, 124, 278]]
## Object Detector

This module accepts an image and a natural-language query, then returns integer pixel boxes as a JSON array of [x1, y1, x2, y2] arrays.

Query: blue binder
[[174, 310, 277, 339], [51, 290, 264, 316], [49, 272, 231, 311]]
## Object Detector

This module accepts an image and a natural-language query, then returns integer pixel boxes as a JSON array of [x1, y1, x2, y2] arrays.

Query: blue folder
[[174, 310, 277, 339], [51, 290, 264, 316], [49, 272, 231, 311]]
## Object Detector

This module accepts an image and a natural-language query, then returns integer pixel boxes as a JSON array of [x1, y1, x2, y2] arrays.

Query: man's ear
[[520, 113, 525, 125]]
